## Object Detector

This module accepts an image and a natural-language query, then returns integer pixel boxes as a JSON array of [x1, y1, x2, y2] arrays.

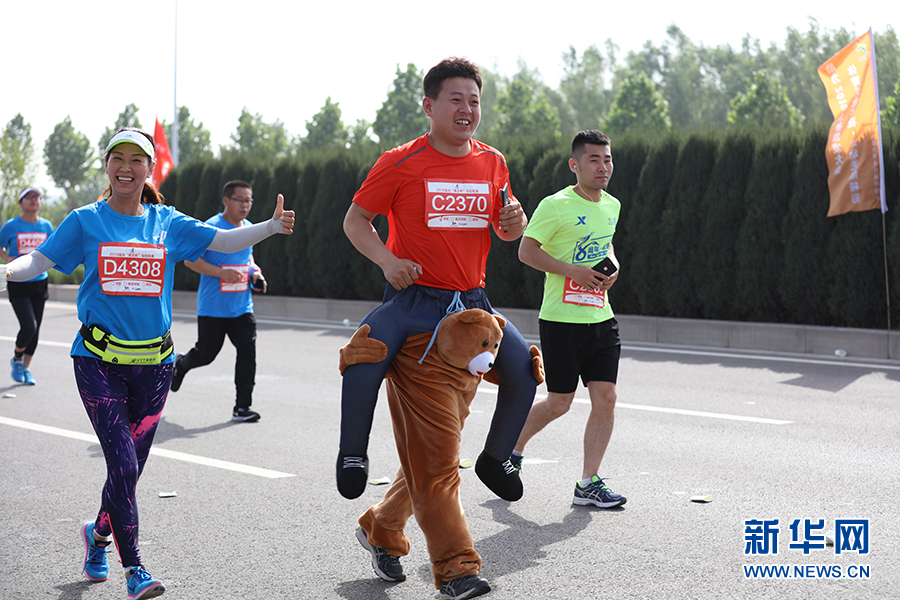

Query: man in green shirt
[[511, 130, 626, 508]]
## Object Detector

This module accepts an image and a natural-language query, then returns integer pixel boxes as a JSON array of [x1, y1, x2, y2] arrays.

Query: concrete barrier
[[47, 284, 900, 361]]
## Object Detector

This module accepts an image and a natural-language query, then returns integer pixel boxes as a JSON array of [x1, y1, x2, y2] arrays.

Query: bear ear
[[457, 309, 486, 324], [493, 314, 507, 328]]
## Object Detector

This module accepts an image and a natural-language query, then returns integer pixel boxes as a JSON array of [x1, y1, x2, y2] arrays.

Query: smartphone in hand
[[592, 257, 617, 277]]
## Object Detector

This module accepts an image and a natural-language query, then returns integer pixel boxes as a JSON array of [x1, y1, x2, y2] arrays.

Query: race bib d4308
[[98, 242, 166, 296], [424, 179, 492, 229]]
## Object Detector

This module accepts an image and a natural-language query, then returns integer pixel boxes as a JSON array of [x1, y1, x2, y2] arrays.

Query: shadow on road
[[475, 498, 597, 578], [622, 345, 900, 392]]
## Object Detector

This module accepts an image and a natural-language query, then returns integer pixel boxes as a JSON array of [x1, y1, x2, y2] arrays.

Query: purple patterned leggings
[[73, 356, 173, 568]]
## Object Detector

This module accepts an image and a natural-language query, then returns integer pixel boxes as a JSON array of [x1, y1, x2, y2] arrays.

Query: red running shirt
[[353, 134, 516, 291]]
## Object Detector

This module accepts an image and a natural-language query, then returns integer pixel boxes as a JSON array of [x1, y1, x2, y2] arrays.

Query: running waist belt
[[80, 324, 173, 365]]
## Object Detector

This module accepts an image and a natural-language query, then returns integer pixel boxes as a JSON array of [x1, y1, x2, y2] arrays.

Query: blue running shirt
[[37, 200, 217, 360]]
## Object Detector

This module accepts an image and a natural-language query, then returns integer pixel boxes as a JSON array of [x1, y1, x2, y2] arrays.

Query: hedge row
[[160, 126, 900, 329]]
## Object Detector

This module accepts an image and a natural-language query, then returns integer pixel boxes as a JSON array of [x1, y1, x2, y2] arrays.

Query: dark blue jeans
[[340, 284, 536, 460]]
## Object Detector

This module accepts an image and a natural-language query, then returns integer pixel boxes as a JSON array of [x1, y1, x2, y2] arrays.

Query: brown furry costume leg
[[344, 314, 542, 589], [357, 330, 482, 588]]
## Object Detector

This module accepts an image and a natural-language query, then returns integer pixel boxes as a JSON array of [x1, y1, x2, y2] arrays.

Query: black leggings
[[7, 279, 49, 355]]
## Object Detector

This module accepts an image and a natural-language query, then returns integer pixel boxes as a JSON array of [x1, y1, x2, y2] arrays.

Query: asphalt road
[[1, 299, 898, 600]]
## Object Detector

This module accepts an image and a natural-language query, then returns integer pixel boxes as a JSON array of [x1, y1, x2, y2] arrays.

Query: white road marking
[[0, 335, 70, 348], [590, 400, 791, 425], [0, 415, 295, 479], [624, 344, 900, 371], [474, 387, 792, 425]]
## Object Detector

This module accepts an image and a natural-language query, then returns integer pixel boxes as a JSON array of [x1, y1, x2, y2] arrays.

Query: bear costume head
[[429, 308, 506, 377]]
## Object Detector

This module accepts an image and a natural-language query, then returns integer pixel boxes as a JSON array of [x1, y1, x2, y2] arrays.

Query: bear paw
[[336, 452, 369, 499], [475, 451, 523, 501]]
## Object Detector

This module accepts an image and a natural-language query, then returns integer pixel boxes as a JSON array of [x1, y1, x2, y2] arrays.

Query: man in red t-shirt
[[340, 57, 538, 598]]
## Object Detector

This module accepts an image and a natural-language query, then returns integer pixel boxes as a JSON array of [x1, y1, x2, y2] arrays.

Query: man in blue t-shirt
[[170, 180, 267, 422]]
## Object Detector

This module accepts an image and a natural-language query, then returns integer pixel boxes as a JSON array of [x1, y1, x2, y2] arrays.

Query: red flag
[[817, 29, 887, 217], [152, 117, 174, 187]]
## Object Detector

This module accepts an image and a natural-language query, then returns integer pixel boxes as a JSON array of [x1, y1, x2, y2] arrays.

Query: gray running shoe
[[439, 574, 491, 600], [573, 476, 626, 508], [355, 526, 405, 582]]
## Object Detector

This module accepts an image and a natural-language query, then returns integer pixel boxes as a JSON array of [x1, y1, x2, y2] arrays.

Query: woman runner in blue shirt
[[0, 186, 54, 385], [3, 128, 294, 600]]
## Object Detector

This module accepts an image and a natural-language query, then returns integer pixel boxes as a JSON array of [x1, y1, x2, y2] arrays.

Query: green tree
[[779, 128, 835, 325], [694, 132, 756, 319], [490, 63, 561, 139], [477, 66, 501, 139], [99, 103, 142, 154], [373, 63, 429, 148], [0, 113, 36, 221], [44, 116, 95, 210], [770, 20, 856, 124], [306, 154, 375, 299], [602, 72, 671, 136], [733, 132, 798, 321], [728, 70, 804, 128], [163, 106, 213, 165], [658, 133, 718, 318], [884, 78, 900, 127], [349, 119, 376, 149], [303, 97, 349, 149], [225, 107, 291, 160], [621, 133, 681, 316], [665, 27, 766, 129], [872, 27, 900, 114], [559, 44, 612, 134]]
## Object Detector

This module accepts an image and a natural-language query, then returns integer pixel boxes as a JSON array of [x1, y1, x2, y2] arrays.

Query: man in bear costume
[[339, 57, 538, 506], [340, 308, 543, 599]]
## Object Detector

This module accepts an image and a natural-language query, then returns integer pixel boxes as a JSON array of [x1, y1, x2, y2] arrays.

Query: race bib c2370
[[97, 242, 166, 296], [424, 179, 492, 229]]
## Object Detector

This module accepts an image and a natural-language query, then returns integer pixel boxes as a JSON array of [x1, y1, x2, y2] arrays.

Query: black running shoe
[[170, 354, 186, 392], [475, 451, 523, 501], [336, 452, 369, 499], [232, 407, 261, 422]]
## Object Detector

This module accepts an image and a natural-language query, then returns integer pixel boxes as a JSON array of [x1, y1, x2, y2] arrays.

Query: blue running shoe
[[23, 369, 36, 385], [126, 565, 165, 599], [81, 522, 109, 581], [10, 358, 25, 383], [508, 453, 523, 472], [573, 476, 627, 508]]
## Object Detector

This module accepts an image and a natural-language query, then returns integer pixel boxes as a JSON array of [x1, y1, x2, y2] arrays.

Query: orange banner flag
[[818, 29, 887, 217], [152, 117, 174, 188]]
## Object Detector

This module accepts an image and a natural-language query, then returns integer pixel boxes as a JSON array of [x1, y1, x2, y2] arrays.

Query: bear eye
[[494, 343, 499, 349], [482, 340, 489, 347]]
